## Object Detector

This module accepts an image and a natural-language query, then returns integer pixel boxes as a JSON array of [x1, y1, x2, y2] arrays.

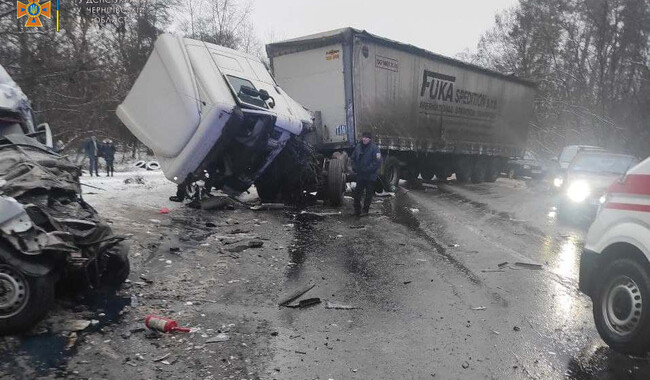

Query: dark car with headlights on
[[506, 150, 546, 179], [557, 152, 638, 223]]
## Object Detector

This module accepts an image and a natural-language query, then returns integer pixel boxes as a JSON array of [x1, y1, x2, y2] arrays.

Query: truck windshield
[[226, 75, 268, 109], [570, 154, 636, 175]]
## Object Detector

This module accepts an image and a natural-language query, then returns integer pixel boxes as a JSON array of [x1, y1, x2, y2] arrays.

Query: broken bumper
[[578, 248, 601, 298]]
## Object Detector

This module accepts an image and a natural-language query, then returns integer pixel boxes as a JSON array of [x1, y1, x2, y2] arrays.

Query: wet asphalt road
[[269, 178, 650, 379]]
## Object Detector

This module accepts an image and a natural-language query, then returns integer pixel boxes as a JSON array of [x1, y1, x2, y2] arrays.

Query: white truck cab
[[579, 156, 650, 354], [117, 34, 313, 195]]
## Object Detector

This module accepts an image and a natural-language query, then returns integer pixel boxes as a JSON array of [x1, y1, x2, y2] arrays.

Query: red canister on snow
[[145, 315, 191, 333]]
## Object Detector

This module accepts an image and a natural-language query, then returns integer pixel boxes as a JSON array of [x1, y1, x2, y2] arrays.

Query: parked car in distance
[[579, 155, 650, 354], [556, 151, 638, 222], [505, 150, 546, 179], [553, 145, 606, 188]]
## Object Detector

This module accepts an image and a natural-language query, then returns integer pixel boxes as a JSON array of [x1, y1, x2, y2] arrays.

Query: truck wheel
[[382, 157, 400, 191], [455, 157, 472, 183], [485, 160, 500, 182], [0, 264, 55, 335], [593, 258, 650, 355], [327, 158, 346, 206], [471, 159, 487, 183], [419, 167, 436, 181]]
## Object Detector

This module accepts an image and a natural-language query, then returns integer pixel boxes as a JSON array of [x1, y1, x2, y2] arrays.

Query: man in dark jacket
[[83, 136, 100, 176], [351, 132, 381, 216], [102, 139, 116, 176]]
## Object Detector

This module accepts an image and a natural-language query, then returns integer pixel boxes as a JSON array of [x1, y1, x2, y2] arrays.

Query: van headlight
[[567, 181, 591, 203], [553, 177, 564, 188]]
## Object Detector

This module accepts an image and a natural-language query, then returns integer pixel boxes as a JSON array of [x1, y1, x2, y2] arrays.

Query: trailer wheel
[[382, 157, 401, 192], [326, 158, 346, 207], [455, 158, 472, 183], [471, 159, 487, 183], [419, 167, 436, 181], [485, 159, 500, 183]]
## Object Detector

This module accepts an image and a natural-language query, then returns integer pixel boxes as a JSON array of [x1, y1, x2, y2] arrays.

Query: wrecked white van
[[117, 34, 345, 203]]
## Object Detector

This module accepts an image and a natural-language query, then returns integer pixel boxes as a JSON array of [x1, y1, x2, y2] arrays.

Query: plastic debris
[[278, 283, 316, 306], [326, 302, 358, 310], [159, 207, 170, 214], [470, 306, 487, 311], [206, 333, 230, 343]]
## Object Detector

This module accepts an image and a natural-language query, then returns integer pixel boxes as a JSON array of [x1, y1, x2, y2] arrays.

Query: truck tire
[[485, 159, 500, 182], [419, 167, 436, 181], [593, 258, 650, 355], [327, 158, 346, 207], [455, 157, 472, 183], [382, 157, 401, 191], [471, 159, 487, 183], [0, 264, 55, 335]]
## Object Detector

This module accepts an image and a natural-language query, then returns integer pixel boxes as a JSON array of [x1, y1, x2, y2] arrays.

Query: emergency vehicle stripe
[[605, 202, 650, 213], [608, 174, 650, 196]]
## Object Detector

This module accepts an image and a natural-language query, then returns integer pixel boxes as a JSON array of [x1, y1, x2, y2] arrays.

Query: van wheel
[[0, 264, 55, 335], [593, 258, 650, 355], [382, 157, 400, 192]]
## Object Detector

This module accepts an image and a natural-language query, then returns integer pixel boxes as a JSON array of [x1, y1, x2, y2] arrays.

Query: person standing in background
[[102, 139, 116, 177], [83, 136, 100, 176]]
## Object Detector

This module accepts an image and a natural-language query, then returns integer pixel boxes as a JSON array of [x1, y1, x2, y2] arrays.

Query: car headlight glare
[[567, 181, 591, 203], [553, 177, 564, 188]]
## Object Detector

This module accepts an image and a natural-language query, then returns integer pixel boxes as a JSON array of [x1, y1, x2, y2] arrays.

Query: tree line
[[466, 0, 650, 158], [0, 0, 258, 153]]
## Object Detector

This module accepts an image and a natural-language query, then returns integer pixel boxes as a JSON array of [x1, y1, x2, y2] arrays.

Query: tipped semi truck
[[117, 34, 347, 205], [266, 28, 537, 188]]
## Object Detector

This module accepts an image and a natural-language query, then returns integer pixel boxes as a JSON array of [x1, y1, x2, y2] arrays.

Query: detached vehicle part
[[116, 35, 345, 205]]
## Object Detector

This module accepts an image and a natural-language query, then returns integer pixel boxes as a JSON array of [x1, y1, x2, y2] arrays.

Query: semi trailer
[[266, 28, 537, 189]]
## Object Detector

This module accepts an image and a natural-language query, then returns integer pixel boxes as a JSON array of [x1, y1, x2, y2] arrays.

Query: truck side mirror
[[36, 123, 53, 148], [258, 89, 275, 108]]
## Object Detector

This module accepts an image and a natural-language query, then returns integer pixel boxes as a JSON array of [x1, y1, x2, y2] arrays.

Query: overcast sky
[[250, 0, 519, 57]]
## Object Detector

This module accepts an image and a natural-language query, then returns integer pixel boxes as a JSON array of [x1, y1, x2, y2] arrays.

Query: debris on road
[[278, 283, 316, 306], [513, 326, 521, 332], [287, 298, 322, 308], [403, 281, 412, 285], [153, 353, 171, 362], [497, 262, 509, 268], [247, 240, 264, 248], [124, 176, 146, 185], [299, 210, 342, 217], [201, 195, 236, 210], [65, 332, 78, 350], [326, 302, 358, 310], [63, 320, 92, 332], [470, 306, 487, 311], [159, 207, 171, 214], [250, 203, 285, 211], [206, 333, 230, 343], [144, 315, 191, 333], [514, 262, 543, 270], [349, 224, 366, 229], [462, 361, 470, 369]]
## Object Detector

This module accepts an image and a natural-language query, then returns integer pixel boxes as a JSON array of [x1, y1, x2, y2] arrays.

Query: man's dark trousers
[[354, 179, 374, 215]]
